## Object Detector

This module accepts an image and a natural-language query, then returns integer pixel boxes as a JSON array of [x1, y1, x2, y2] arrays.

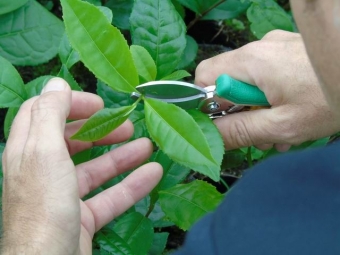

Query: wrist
[[2, 245, 41, 255], [0, 192, 77, 255]]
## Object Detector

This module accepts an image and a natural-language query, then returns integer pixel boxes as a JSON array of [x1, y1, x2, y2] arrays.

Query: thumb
[[215, 108, 286, 150], [26, 78, 72, 155]]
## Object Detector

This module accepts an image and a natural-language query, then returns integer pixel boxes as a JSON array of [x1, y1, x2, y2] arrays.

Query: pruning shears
[[131, 74, 270, 118]]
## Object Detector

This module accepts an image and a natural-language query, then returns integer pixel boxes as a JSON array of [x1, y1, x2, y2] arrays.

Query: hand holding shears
[[131, 74, 270, 118]]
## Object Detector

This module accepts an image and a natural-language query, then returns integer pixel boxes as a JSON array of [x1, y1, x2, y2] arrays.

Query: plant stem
[[145, 190, 158, 218], [220, 178, 230, 191], [247, 147, 253, 167], [187, 0, 227, 30], [133, 95, 143, 107], [145, 203, 155, 218]]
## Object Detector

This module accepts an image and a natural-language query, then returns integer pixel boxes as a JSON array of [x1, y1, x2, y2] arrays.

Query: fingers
[[68, 91, 104, 120], [6, 78, 72, 163], [22, 78, 71, 160], [76, 138, 154, 198], [5, 97, 38, 160], [194, 30, 300, 89], [195, 49, 252, 87], [84, 162, 163, 233], [214, 107, 296, 150], [254, 144, 273, 151], [274, 144, 291, 152], [65, 119, 134, 156], [254, 143, 291, 152]]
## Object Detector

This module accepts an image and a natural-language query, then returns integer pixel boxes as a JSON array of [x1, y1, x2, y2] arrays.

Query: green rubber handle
[[216, 74, 270, 106]]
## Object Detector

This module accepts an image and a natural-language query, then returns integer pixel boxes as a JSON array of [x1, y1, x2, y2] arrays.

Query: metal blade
[[132, 80, 207, 110]]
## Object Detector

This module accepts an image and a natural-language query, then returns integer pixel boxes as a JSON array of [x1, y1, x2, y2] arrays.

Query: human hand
[[1, 78, 162, 254], [195, 30, 338, 152]]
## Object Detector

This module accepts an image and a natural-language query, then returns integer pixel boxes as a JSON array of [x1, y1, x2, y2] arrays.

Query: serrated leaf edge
[[71, 105, 135, 141], [61, 0, 138, 93], [144, 100, 218, 167]]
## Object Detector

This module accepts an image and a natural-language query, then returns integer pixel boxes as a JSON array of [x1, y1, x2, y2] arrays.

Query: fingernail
[[41, 78, 67, 94]]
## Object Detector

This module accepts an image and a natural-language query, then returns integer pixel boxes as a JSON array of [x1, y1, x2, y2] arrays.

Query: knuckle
[[270, 109, 301, 145], [195, 59, 210, 85], [262, 29, 286, 40], [228, 119, 254, 148], [238, 41, 260, 57], [240, 44, 254, 57], [31, 94, 63, 118], [262, 29, 299, 41], [82, 168, 94, 195], [277, 122, 300, 144]]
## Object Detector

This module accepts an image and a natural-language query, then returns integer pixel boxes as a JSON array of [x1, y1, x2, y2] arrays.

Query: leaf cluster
[[0, 0, 326, 254]]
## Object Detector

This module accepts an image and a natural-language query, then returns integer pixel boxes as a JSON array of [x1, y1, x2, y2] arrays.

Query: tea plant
[[0, 0, 64, 66], [0, 0, 327, 254]]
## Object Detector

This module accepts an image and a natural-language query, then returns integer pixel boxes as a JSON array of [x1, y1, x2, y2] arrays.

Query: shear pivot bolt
[[207, 102, 220, 112]]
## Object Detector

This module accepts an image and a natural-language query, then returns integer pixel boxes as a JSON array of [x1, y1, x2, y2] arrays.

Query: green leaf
[[176, 35, 198, 70], [221, 149, 245, 169], [90, 146, 110, 160], [175, 0, 219, 14], [0, 0, 64, 66], [225, 18, 246, 30], [58, 33, 80, 69], [114, 212, 154, 255], [105, 0, 134, 30], [188, 109, 224, 177], [61, 0, 138, 93], [202, 0, 251, 20], [71, 105, 136, 141], [98, 6, 113, 22], [41, 0, 54, 11], [71, 148, 91, 165], [129, 111, 149, 140], [92, 249, 100, 255], [95, 228, 133, 255], [144, 98, 220, 181], [130, 45, 157, 83], [307, 137, 330, 147], [172, 0, 185, 18], [0, 143, 5, 203], [130, 0, 186, 79], [135, 196, 174, 228], [161, 70, 191, 81], [0, 56, 27, 107], [85, 0, 102, 6], [151, 150, 190, 190], [4, 107, 19, 139], [240, 146, 264, 160], [58, 65, 82, 91], [159, 180, 224, 230], [0, 0, 28, 15], [247, 0, 294, 39], [148, 233, 169, 255], [96, 80, 141, 109], [25, 75, 54, 98]]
